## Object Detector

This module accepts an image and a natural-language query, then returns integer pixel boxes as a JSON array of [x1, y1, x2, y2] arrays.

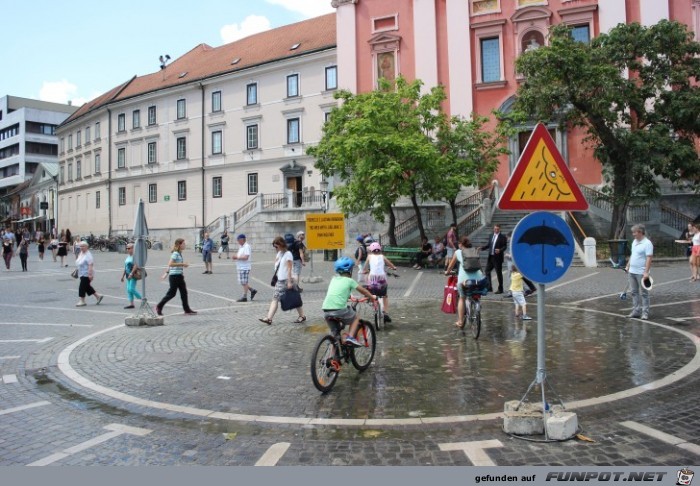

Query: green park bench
[[382, 246, 420, 266]]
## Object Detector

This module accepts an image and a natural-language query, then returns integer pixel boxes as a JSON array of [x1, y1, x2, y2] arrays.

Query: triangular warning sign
[[498, 123, 589, 211]]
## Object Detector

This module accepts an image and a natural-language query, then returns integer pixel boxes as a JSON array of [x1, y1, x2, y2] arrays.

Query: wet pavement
[[1, 248, 699, 465]]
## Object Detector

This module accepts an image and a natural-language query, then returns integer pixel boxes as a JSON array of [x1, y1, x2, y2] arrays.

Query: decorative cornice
[[332, 0, 358, 7]]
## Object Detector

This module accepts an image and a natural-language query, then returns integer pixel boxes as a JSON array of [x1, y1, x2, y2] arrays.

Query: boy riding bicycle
[[322, 257, 378, 347]]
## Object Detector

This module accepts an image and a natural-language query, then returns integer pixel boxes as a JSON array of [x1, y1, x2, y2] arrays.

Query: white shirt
[[693, 232, 700, 246], [367, 253, 386, 278], [275, 251, 293, 281], [629, 237, 653, 275], [236, 242, 251, 270]]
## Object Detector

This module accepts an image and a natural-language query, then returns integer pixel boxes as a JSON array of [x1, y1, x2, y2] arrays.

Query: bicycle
[[310, 308, 377, 393], [458, 280, 487, 340], [360, 271, 399, 331]]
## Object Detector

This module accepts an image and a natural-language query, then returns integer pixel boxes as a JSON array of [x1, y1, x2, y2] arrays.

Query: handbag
[[270, 262, 280, 287], [71, 268, 79, 279], [132, 268, 144, 280], [441, 275, 458, 314], [280, 287, 303, 311]]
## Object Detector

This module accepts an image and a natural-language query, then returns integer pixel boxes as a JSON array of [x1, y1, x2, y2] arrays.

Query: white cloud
[[39, 80, 78, 104], [264, 0, 334, 18], [220, 15, 272, 44]]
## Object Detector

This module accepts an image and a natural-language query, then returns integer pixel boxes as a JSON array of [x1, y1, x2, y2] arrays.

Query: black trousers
[[78, 276, 97, 298], [19, 253, 28, 271], [485, 254, 504, 292], [158, 274, 192, 312]]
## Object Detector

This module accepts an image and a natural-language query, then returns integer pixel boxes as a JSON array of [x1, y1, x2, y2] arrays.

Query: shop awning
[[12, 215, 44, 223]]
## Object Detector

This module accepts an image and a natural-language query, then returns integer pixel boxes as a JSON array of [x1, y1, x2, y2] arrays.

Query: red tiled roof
[[63, 14, 336, 126]]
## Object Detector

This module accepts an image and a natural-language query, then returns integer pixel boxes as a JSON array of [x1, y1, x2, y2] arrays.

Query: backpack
[[284, 233, 296, 251], [461, 248, 481, 273], [354, 244, 367, 261]]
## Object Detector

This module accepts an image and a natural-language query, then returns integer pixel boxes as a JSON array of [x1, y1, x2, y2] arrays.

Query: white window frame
[[212, 130, 223, 155], [212, 90, 222, 112], [177, 180, 187, 201], [94, 152, 101, 174], [176, 137, 187, 160], [148, 106, 157, 126], [96, 190, 100, 209], [117, 113, 126, 132], [95, 122, 101, 140], [147, 142, 157, 164], [246, 124, 259, 150], [472, 20, 506, 86], [76, 130, 81, 147], [246, 83, 258, 105], [117, 147, 126, 168], [118, 187, 126, 206], [133, 109, 141, 129], [247, 173, 258, 195], [76, 160, 81, 179], [176, 99, 186, 119], [325, 66, 338, 90], [286, 74, 299, 98], [148, 183, 157, 203]]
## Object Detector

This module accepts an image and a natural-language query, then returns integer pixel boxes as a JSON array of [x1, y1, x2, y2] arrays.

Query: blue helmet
[[334, 256, 355, 274]]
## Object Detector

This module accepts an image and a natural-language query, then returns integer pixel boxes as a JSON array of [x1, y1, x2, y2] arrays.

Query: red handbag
[[441, 275, 458, 314]]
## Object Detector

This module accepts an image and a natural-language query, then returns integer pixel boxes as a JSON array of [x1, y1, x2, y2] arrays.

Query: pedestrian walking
[[445, 223, 458, 270], [232, 234, 257, 302], [625, 224, 653, 320], [258, 236, 305, 325], [480, 224, 507, 294], [2, 236, 13, 271], [49, 236, 59, 262], [201, 232, 213, 274], [219, 230, 230, 259], [354, 235, 369, 283], [121, 243, 142, 309], [156, 238, 197, 316], [75, 241, 104, 307], [37, 234, 45, 260], [291, 231, 306, 290], [18, 237, 29, 272], [57, 236, 69, 267]]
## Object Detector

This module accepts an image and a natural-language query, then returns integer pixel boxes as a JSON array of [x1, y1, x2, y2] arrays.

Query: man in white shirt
[[625, 224, 653, 320], [232, 234, 257, 302]]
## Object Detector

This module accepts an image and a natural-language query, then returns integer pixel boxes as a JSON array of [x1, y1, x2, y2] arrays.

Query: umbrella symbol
[[517, 220, 570, 275]]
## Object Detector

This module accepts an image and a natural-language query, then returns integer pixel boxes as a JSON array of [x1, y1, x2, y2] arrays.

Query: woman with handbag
[[258, 236, 305, 325], [75, 241, 104, 307], [121, 243, 143, 309]]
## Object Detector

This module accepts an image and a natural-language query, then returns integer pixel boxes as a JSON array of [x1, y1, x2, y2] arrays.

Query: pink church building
[[332, 0, 697, 187]]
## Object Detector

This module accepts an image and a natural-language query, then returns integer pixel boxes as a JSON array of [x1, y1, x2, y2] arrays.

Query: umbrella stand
[[514, 283, 566, 440]]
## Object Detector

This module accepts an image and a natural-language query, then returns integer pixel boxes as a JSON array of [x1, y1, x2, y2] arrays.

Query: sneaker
[[250, 289, 257, 301], [236, 297, 248, 302], [124, 305, 135, 309], [96, 295, 104, 305], [383, 312, 392, 323], [75, 301, 86, 307], [184, 310, 198, 315], [155, 305, 163, 316], [522, 315, 533, 321], [641, 313, 648, 320], [627, 312, 641, 318], [344, 335, 362, 347]]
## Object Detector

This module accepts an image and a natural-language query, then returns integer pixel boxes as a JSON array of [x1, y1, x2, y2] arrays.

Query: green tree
[[308, 76, 445, 245], [515, 20, 700, 238], [434, 113, 512, 226]]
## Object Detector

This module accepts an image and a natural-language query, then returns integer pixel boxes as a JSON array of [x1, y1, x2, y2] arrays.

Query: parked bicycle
[[310, 302, 377, 393]]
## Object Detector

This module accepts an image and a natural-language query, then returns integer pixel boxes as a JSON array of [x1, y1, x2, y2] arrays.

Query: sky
[[1, 0, 334, 106]]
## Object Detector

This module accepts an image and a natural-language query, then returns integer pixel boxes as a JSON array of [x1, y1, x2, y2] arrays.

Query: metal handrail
[[458, 207, 482, 239], [660, 203, 693, 231], [566, 211, 587, 247]]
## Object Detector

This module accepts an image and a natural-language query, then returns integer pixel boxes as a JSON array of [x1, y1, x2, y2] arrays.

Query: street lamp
[[319, 179, 329, 213]]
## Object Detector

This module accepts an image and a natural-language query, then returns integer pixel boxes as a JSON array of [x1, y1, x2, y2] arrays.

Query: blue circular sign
[[511, 211, 574, 284]]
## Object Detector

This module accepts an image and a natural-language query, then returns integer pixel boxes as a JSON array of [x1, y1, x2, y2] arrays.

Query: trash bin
[[117, 243, 127, 254], [607, 239, 628, 268], [323, 249, 338, 261]]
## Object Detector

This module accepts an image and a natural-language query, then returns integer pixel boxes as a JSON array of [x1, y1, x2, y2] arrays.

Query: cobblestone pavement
[[1, 247, 699, 466]]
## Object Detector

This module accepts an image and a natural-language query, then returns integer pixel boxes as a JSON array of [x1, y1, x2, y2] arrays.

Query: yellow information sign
[[305, 213, 345, 250], [498, 123, 588, 211]]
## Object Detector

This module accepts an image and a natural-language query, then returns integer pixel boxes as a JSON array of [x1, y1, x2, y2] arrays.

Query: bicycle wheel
[[469, 300, 481, 340], [373, 300, 384, 331], [98, 242, 107, 252], [310, 335, 339, 393], [350, 319, 376, 371], [145, 240, 152, 249]]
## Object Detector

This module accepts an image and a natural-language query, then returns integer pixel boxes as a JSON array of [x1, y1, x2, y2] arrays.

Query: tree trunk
[[388, 206, 397, 246], [410, 192, 427, 242], [609, 158, 633, 239]]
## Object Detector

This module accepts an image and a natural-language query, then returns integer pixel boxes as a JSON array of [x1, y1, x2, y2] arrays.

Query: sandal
[[258, 317, 272, 325], [294, 316, 307, 323]]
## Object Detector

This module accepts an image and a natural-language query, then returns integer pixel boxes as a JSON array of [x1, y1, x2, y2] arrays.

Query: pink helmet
[[368, 242, 382, 252]]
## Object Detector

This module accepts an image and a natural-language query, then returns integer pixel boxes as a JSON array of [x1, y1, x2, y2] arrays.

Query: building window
[[60, 138, 64, 153], [95, 153, 101, 174], [96, 190, 100, 209], [287, 118, 300, 144], [117, 113, 126, 132], [68, 163, 73, 182], [133, 110, 141, 128], [177, 180, 187, 201], [85, 126, 90, 143], [246, 83, 258, 105], [76, 130, 81, 147], [211, 130, 223, 155], [148, 106, 157, 125], [176, 137, 187, 160], [95, 122, 101, 140], [60, 166, 64, 184], [148, 183, 157, 203], [147, 142, 157, 164], [118, 187, 126, 206], [68, 134, 73, 149], [117, 147, 126, 168], [212, 176, 222, 198], [481, 37, 501, 82], [246, 124, 259, 150], [248, 173, 258, 195], [325, 66, 338, 90], [287, 74, 299, 97], [571, 24, 590, 44], [177, 99, 186, 119], [76, 160, 81, 179], [212, 91, 222, 112]]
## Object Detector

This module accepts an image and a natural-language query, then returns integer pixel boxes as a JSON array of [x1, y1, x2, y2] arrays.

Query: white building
[[0, 95, 76, 231], [57, 14, 337, 243]]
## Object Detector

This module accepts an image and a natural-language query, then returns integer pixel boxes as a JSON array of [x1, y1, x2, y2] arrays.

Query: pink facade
[[334, 0, 694, 187]]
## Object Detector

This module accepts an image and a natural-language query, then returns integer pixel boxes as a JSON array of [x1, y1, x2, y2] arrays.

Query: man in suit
[[480, 224, 508, 294]]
